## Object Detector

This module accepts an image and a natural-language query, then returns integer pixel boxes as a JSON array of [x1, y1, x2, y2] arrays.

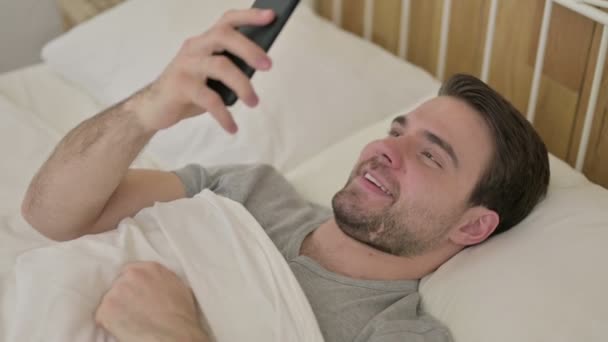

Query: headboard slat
[[575, 24, 608, 170], [398, 0, 411, 59], [363, 0, 374, 41], [436, 0, 452, 80], [332, 0, 342, 26], [480, 0, 499, 82]]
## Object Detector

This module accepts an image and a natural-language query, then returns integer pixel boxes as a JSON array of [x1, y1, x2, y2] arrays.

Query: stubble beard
[[331, 160, 451, 257]]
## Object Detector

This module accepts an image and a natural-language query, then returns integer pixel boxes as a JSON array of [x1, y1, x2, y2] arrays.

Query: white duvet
[[0, 190, 324, 342], [0, 79, 322, 342]]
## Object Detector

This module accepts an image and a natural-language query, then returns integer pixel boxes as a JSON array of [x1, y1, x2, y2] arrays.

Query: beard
[[332, 158, 454, 257]]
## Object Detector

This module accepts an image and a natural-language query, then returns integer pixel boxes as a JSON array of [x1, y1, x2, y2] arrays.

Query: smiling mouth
[[363, 172, 393, 197]]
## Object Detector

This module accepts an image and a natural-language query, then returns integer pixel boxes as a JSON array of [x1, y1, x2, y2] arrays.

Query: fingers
[[213, 28, 272, 71], [182, 9, 273, 71], [121, 260, 166, 271], [190, 84, 238, 134], [155, 8, 275, 133], [214, 9, 274, 69], [203, 55, 259, 106], [118, 261, 184, 281], [184, 53, 259, 134], [217, 8, 275, 28], [94, 261, 185, 332], [184, 32, 272, 73]]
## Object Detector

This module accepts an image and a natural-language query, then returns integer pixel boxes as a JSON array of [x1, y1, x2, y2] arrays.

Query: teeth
[[364, 173, 379, 186], [364, 173, 391, 196]]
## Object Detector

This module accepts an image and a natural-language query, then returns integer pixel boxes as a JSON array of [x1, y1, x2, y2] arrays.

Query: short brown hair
[[439, 73, 550, 237]]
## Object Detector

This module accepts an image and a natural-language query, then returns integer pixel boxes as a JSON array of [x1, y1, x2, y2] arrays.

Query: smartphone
[[206, 0, 300, 106]]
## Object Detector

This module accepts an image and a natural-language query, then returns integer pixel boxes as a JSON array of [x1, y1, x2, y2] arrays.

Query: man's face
[[332, 96, 494, 257]]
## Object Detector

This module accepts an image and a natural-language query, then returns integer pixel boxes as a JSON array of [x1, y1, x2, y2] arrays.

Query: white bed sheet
[[0, 55, 606, 342], [2, 190, 323, 342], [0, 63, 103, 136], [0, 65, 156, 218], [0, 93, 156, 217]]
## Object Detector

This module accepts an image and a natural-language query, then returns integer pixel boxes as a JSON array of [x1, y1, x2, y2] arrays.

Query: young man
[[21, 8, 549, 342]]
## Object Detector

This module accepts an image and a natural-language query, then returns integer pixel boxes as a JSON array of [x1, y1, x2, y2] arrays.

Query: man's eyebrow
[[424, 131, 460, 168], [392, 115, 407, 126], [391, 115, 460, 168]]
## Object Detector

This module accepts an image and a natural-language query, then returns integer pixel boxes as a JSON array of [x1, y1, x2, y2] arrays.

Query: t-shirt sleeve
[[171, 163, 328, 257], [171, 163, 295, 203], [361, 314, 452, 342], [172, 163, 283, 200], [172, 164, 211, 198], [366, 324, 452, 342]]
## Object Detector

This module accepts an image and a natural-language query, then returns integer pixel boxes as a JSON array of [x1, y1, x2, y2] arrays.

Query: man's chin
[[332, 188, 391, 217], [333, 216, 398, 255], [332, 191, 380, 236]]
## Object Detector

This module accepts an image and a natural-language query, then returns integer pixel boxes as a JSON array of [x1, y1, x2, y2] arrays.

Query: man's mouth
[[363, 172, 393, 197]]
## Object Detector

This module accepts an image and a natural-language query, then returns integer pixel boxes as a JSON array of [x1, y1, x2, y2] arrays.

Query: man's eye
[[422, 151, 442, 168], [388, 129, 401, 137]]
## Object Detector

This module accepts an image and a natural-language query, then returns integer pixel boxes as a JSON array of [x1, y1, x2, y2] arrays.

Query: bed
[[0, 0, 606, 341]]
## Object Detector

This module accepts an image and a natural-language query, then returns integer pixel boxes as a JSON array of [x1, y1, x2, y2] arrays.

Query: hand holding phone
[[132, 4, 299, 135], [207, 0, 300, 106]]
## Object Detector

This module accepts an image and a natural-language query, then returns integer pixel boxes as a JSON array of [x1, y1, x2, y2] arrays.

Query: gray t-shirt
[[174, 163, 452, 342]]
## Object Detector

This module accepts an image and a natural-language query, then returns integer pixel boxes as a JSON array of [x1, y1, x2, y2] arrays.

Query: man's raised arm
[[21, 8, 275, 241]]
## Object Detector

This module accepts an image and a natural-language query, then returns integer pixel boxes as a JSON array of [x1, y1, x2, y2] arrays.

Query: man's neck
[[300, 218, 455, 281]]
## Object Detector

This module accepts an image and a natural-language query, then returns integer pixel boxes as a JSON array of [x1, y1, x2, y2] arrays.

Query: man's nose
[[375, 139, 404, 171]]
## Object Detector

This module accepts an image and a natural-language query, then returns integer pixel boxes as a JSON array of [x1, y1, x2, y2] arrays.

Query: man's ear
[[449, 207, 499, 246]]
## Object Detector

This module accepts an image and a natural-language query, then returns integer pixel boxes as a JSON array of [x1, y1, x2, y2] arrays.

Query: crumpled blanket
[[1, 190, 323, 342]]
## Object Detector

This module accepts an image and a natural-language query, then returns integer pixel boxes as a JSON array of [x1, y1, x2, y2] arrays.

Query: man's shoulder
[[364, 314, 452, 342], [358, 292, 453, 342], [177, 162, 285, 185], [209, 162, 283, 179], [184, 162, 280, 175], [207, 163, 288, 188], [172, 162, 287, 199]]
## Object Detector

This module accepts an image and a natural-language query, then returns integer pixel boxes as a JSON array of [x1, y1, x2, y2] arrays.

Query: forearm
[[22, 92, 155, 240], [23, 8, 273, 241]]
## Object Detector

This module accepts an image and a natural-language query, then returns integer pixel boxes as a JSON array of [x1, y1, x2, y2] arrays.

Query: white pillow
[[41, 0, 439, 171], [286, 106, 608, 342]]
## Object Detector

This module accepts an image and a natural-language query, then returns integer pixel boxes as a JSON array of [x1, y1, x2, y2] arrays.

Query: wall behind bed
[[315, 0, 608, 188], [0, 0, 63, 73]]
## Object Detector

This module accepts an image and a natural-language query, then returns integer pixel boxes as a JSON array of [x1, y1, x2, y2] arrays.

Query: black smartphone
[[206, 0, 300, 106]]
